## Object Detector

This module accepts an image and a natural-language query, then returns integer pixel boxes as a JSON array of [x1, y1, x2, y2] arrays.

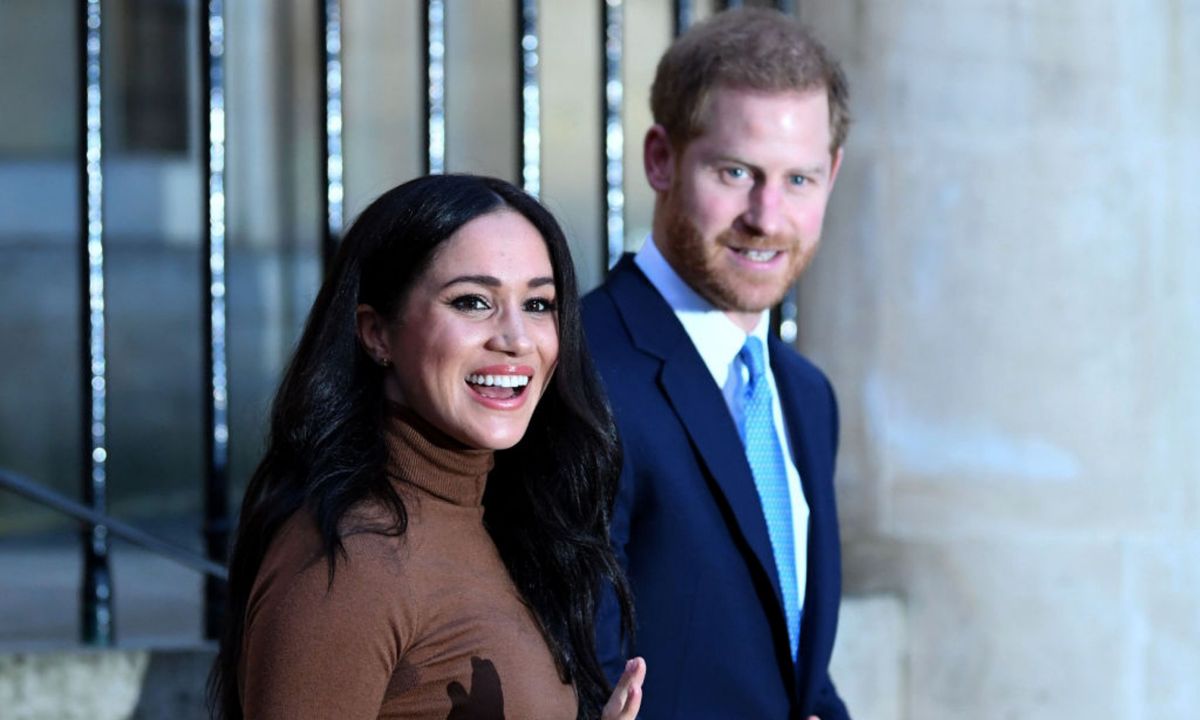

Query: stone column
[[800, 2, 1200, 717]]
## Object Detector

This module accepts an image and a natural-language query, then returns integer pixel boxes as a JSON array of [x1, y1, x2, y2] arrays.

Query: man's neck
[[725, 309, 761, 333]]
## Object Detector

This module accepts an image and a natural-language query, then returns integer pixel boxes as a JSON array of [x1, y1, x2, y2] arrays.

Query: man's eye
[[450, 295, 491, 312], [723, 167, 748, 180], [525, 297, 557, 313], [789, 174, 809, 187]]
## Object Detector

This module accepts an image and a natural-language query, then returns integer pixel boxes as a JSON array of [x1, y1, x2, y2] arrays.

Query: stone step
[[0, 646, 215, 720], [0, 535, 205, 648]]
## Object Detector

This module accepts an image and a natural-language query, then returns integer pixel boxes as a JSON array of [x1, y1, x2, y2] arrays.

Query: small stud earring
[[378, 356, 391, 367]]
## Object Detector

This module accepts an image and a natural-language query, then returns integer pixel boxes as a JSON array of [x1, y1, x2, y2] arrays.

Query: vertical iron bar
[[776, 295, 798, 343], [602, 0, 624, 269], [320, 0, 345, 269], [776, 0, 799, 341], [517, 0, 540, 197], [423, 0, 447, 175], [721, 0, 745, 9], [201, 0, 231, 640], [673, 0, 694, 36], [79, 0, 113, 647]]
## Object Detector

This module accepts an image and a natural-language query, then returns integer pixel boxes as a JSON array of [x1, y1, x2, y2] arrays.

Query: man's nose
[[741, 182, 784, 237]]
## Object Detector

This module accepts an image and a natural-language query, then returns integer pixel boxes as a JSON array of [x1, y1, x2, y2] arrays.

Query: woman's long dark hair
[[209, 174, 633, 720]]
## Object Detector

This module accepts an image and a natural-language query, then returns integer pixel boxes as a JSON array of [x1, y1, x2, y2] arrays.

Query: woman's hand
[[601, 657, 646, 720]]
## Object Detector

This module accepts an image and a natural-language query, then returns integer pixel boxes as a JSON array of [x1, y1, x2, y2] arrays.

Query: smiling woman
[[209, 174, 644, 720], [356, 209, 561, 451]]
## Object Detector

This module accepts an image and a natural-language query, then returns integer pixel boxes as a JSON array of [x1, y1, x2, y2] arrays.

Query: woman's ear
[[355, 304, 392, 367]]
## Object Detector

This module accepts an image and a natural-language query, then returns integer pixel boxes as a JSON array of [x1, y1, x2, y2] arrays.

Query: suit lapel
[[770, 335, 831, 692], [606, 256, 784, 604]]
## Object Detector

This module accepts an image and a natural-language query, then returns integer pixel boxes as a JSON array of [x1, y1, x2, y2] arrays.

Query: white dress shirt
[[635, 237, 810, 612]]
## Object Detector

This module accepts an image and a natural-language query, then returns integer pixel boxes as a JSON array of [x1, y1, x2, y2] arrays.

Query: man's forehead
[[696, 87, 825, 134], [686, 86, 835, 154]]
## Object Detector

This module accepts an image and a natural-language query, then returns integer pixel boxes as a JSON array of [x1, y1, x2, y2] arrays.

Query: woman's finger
[[601, 657, 646, 720]]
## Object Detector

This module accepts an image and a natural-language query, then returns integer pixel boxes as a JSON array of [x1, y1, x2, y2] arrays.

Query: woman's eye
[[525, 297, 557, 313], [449, 295, 491, 312]]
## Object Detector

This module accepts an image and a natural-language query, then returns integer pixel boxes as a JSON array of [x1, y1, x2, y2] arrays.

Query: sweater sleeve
[[241, 518, 409, 719]]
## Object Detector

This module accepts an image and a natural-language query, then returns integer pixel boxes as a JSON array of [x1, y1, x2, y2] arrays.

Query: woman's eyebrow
[[441, 274, 500, 289], [441, 275, 556, 289]]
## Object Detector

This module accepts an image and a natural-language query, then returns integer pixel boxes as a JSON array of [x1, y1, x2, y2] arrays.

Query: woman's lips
[[464, 365, 535, 409]]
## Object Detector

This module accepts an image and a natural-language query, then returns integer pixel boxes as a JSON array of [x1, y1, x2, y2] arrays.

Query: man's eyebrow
[[441, 275, 556, 289], [793, 163, 830, 178], [708, 154, 757, 170], [709, 154, 829, 178]]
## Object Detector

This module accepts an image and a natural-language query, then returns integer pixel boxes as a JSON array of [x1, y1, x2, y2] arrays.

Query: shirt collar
[[635, 235, 771, 388]]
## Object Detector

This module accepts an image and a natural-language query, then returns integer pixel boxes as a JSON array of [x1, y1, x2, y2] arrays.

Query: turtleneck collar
[[384, 402, 495, 507]]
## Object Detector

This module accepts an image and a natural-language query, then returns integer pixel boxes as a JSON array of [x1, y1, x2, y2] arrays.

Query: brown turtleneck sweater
[[239, 409, 577, 719]]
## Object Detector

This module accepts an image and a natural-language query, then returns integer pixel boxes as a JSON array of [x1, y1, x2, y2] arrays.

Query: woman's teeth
[[466, 374, 531, 388]]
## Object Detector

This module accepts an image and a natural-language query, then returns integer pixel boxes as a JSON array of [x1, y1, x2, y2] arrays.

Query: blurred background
[[0, 0, 1196, 718]]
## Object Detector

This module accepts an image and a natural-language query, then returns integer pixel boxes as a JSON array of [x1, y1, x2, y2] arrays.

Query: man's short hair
[[650, 7, 850, 154]]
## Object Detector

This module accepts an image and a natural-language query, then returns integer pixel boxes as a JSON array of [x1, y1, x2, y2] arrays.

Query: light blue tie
[[738, 336, 800, 658]]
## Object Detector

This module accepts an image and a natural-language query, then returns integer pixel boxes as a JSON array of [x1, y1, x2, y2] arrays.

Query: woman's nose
[[486, 309, 534, 356]]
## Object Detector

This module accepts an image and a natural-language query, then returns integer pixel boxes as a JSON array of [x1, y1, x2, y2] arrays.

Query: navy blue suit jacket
[[583, 256, 850, 720]]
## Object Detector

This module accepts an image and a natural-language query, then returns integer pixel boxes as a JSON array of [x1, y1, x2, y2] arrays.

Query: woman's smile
[[465, 364, 536, 407]]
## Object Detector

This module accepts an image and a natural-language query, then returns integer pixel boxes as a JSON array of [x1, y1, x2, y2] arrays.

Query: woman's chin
[[453, 419, 533, 451]]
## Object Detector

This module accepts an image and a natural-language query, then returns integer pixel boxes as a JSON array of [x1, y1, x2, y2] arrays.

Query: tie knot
[[739, 336, 767, 381]]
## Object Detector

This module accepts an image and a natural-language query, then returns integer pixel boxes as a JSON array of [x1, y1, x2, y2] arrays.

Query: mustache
[[715, 228, 798, 250]]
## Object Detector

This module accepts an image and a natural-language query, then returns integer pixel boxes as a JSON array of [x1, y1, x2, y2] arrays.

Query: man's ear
[[643, 124, 675, 193], [355, 304, 391, 366], [827, 146, 844, 191]]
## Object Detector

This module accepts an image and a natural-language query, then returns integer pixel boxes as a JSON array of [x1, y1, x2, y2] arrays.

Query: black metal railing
[[517, 0, 541, 197], [1, 469, 227, 581], [423, 0, 448, 176], [319, 0, 345, 268], [77, 0, 113, 647], [11, 0, 802, 649], [199, 0, 232, 642]]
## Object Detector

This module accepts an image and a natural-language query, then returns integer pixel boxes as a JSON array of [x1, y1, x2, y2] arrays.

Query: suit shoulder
[[581, 283, 614, 323], [771, 339, 833, 389], [581, 282, 629, 347], [582, 279, 623, 316]]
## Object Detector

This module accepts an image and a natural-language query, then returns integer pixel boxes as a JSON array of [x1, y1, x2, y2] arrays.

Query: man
[[583, 8, 851, 719]]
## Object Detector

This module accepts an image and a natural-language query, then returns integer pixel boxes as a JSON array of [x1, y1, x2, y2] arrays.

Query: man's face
[[648, 86, 842, 327]]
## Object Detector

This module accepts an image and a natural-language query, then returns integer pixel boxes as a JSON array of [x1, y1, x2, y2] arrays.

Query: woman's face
[[375, 209, 559, 450]]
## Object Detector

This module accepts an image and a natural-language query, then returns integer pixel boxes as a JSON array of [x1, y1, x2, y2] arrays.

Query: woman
[[210, 174, 643, 719]]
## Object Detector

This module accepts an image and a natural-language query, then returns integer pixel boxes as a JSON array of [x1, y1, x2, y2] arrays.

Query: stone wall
[[799, 2, 1200, 717]]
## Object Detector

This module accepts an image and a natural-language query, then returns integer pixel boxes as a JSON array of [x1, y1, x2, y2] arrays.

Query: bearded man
[[582, 8, 852, 719]]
